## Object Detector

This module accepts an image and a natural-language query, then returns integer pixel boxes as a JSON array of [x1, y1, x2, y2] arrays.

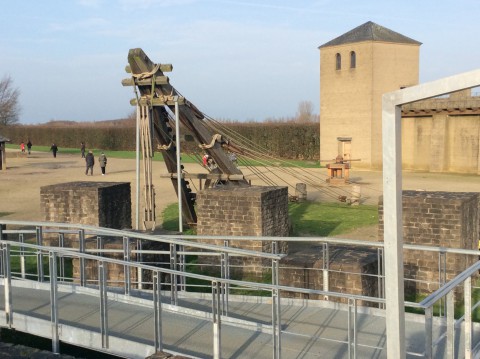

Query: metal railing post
[[79, 229, 86, 286], [439, 251, 447, 317], [123, 236, 131, 295], [170, 243, 177, 305], [36, 226, 44, 282], [58, 233, 65, 281], [212, 281, 221, 359], [322, 243, 329, 299], [348, 298, 357, 359], [99, 260, 109, 349], [19, 233, 25, 279], [2, 243, 12, 327], [464, 277, 472, 359], [179, 244, 186, 292], [446, 291, 455, 358], [377, 248, 385, 309], [153, 271, 163, 352], [424, 306, 433, 359], [272, 259, 281, 359], [49, 251, 59, 354], [220, 246, 229, 316], [137, 238, 143, 290]]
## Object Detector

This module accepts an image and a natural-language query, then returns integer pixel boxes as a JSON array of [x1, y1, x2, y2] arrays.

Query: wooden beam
[[161, 173, 245, 181], [121, 76, 170, 87], [129, 97, 185, 106], [125, 63, 173, 73]]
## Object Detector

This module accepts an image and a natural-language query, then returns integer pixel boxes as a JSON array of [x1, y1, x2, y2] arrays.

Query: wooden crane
[[122, 48, 249, 227]]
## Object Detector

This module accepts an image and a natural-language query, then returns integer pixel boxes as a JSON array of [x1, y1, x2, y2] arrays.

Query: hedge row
[[1, 122, 320, 160]]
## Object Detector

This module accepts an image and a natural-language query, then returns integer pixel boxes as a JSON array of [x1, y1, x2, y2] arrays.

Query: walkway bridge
[[1, 220, 480, 358]]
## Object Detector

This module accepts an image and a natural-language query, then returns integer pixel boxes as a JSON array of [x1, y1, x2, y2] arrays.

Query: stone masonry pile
[[379, 191, 479, 296], [195, 186, 289, 280], [40, 181, 136, 287], [279, 245, 379, 306], [40, 181, 132, 229]]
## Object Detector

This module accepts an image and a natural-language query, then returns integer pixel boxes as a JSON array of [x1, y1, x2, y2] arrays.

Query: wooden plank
[[129, 97, 185, 107], [125, 63, 173, 73], [121, 76, 170, 87], [160, 173, 245, 181]]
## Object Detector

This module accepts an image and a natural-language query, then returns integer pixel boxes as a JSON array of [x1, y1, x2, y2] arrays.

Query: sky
[[1, 0, 479, 125]]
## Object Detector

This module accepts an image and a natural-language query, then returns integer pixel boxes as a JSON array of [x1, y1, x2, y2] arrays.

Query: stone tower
[[319, 21, 421, 169]]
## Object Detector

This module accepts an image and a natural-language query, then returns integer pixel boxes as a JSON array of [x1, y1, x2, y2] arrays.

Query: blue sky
[[1, 0, 479, 124]]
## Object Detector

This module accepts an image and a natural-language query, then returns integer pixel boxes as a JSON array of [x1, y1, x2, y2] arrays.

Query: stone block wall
[[40, 181, 133, 286], [279, 246, 379, 306], [195, 186, 289, 279], [40, 181, 132, 229], [379, 191, 479, 296]]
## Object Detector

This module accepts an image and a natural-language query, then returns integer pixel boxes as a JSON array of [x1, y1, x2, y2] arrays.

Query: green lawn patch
[[289, 202, 378, 237]]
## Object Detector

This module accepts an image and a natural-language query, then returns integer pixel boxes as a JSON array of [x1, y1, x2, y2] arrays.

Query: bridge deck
[[1, 280, 475, 359]]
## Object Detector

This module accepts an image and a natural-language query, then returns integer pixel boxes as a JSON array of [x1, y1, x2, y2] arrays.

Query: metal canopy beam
[[382, 68, 480, 359]]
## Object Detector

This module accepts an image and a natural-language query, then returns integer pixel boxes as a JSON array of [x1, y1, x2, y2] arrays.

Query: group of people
[[19, 140, 108, 175], [19, 140, 33, 155], [84, 144, 107, 176]]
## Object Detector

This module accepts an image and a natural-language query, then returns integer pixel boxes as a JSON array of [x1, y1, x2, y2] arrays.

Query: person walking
[[98, 152, 107, 175], [26, 140, 32, 155], [20, 142, 25, 153], [80, 142, 86, 158], [85, 150, 95, 175], [50, 143, 58, 158]]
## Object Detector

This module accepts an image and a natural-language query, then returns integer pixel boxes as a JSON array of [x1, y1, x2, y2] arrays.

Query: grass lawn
[[162, 201, 378, 237], [5, 144, 321, 167]]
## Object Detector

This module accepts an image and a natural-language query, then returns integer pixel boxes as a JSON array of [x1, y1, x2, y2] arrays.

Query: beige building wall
[[402, 114, 480, 174], [320, 38, 419, 169], [320, 42, 374, 167], [371, 43, 420, 168]]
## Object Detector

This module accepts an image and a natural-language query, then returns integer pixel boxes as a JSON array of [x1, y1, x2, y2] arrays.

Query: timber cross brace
[[122, 48, 249, 227]]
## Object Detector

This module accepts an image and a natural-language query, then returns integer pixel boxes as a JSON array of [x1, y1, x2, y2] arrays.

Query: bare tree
[[296, 100, 317, 123], [0, 75, 21, 125]]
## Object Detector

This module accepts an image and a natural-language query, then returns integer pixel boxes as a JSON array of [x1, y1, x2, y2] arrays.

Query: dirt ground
[[1, 148, 479, 240]]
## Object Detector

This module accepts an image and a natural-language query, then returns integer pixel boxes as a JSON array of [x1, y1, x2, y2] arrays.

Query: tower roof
[[319, 21, 421, 48]]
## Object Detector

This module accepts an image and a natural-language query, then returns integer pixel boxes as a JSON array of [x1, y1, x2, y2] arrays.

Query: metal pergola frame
[[382, 68, 480, 358]]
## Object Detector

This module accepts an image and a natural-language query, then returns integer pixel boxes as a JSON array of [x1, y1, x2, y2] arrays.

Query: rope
[[198, 134, 223, 149], [132, 63, 161, 80]]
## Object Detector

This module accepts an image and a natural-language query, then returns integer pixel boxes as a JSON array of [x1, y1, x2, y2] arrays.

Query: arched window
[[350, 51, 356, 68], [335, 53, 341, 70]]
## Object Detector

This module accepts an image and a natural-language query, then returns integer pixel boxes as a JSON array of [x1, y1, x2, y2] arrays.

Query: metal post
[[174, 97, 183, 233], [439, 251, 447, 317], [212, 281, 221, 359], [19, 233, 25, 279], [446, 291, 455, 358], [123, 236, 131, 295], [272, 259, 281, 359], [3, 243, 12, 327], [382, 98, 405, 358], [424, 307, 433, 359], [99, 260, 109, 348], [153, 271, 163, 352], [348, 298, 357, 359], [79, 229, 86, 286], [136, 105, 140, 230], [58, 233, 65, 281], [49, 252, 59, 354], [179, 244, 185, 292], [170, 243, 177, 305], [464, 277, 472, 359], [377, 248, 385, 309], [322, 243, 329, 299], [137, 238, 143, 290], [223, 241, 230, 316], [36, 226, 44, 282], [220, 251, 228, 316]]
